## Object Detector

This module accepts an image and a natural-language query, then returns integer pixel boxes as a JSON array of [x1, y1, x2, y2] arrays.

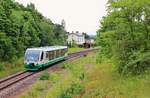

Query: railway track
[[0, 72, 34, 91], [0, 48, 98, 93], [68, 48, 97, 58]]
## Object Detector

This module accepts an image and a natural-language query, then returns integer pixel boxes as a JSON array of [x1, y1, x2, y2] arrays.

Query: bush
[[0, 63, 4, 71], [59, 81, 84, 98], [60, 63, 70, 69], [122, 52, 150, 75], [49, 73, 60, 83], [96, 0, 150, 76], [40, 72, 50, 80]]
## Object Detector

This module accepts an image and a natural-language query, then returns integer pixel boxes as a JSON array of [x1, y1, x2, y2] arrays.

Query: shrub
[[60, 63, 70, 69], [59, 81, 84, 98], [49, 73, 60, 83], [0, 63, 4, 71], [40, 71, 50, 80], [122, 52, 150, 75], [96, 0, 150, 76]]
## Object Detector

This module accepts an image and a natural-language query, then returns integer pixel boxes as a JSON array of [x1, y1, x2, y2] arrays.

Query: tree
[[61, 19, 66, 29], [27, 3, 35, 10], [0, 0, 67, 61], [97, 0, 150, 75], [0, 32, 16, 61]]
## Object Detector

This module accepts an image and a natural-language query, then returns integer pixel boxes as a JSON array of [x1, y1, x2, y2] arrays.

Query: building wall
[[67, 33, 85, 45]]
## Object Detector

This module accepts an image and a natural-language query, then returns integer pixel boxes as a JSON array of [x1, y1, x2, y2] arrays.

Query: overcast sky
[[15, 0, 107, 35]]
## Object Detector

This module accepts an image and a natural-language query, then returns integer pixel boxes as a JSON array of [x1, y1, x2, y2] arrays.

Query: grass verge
[[0, 58, 24, 78], [68, 47, 85, 53], [20, 52, 150, 98], [82, 59, 150, 98]]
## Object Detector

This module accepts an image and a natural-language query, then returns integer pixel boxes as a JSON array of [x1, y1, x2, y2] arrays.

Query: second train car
[[24, 46, 68, 71]]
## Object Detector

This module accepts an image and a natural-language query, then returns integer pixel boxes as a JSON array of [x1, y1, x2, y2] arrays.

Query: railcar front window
[[25, 50, 40, 62]]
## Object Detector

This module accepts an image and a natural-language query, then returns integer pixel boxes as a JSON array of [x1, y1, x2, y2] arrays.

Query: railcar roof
[[26, 46, 67, 51]]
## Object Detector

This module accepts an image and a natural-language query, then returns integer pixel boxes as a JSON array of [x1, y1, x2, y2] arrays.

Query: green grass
[[82, 59, 150, 98], [20, 53, 89, 98], [0, 58, 24, 78], [20, 52, 150, 98], [68, 47, 85, 53], [21, 80, 50, 98]]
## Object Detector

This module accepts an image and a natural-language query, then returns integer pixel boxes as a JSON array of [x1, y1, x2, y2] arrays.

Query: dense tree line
[[0, 0, 67, 61], [97, 0, 150, 75]]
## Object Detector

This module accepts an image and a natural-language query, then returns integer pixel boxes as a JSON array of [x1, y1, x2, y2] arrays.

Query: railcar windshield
[[25, 50, 41, 62]]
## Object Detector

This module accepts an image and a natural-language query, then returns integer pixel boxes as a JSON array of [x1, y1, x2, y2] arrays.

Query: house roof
[[68, 32, 84, 37]]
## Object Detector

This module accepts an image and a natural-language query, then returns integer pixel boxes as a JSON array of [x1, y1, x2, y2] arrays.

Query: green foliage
[[40, 72, 60, 81], [21, 81, 49, 98], [0, 58, 24, 78], [59, 81, 84, 98], [0, 63, 4, 71], [122, 52, 150, 75], [68, 40, 78, 48], [68, 47, 84, 54], [61, 62, 85, 80], [49, 72, 60, 83], [60, 62, 69, 69], [20, 53, 98, 98], [40, 71, 50, 80], [97, 0, 150, 75], [0, 0, 67, 62]]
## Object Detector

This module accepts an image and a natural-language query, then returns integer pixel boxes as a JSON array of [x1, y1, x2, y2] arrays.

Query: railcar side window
[[62, 49, 66, 55], [61, 49, 64, 56], [56, 50, 59, 57], [49, 51, 54, 60], [59, 50, 61, 57], [46, 52, 49, 59], [63, 49, 65, 55], [48, 51, 50, 60], [52, 51, 55, 59], [54, 50, 57, 58], [65, 49, 68, 53], [61, 49, 63, 56]]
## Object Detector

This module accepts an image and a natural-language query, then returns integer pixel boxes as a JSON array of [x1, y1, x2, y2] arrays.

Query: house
[[83, 39, 95, 48], [67, 31, 85, 46]]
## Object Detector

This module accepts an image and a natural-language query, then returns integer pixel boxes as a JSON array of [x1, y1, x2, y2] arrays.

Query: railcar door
[[40, 51, 44, 61], [39, 51, 46, 64]]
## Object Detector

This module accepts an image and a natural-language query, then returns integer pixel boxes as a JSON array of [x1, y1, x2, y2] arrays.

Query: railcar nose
[[29, 63, 35, 67]]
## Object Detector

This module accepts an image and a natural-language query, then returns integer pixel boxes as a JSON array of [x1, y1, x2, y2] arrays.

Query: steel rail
[[0, 48, 98, 91]]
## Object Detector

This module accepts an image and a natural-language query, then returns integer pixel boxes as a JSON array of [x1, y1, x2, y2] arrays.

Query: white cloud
[[15, 0, 107, 35]]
